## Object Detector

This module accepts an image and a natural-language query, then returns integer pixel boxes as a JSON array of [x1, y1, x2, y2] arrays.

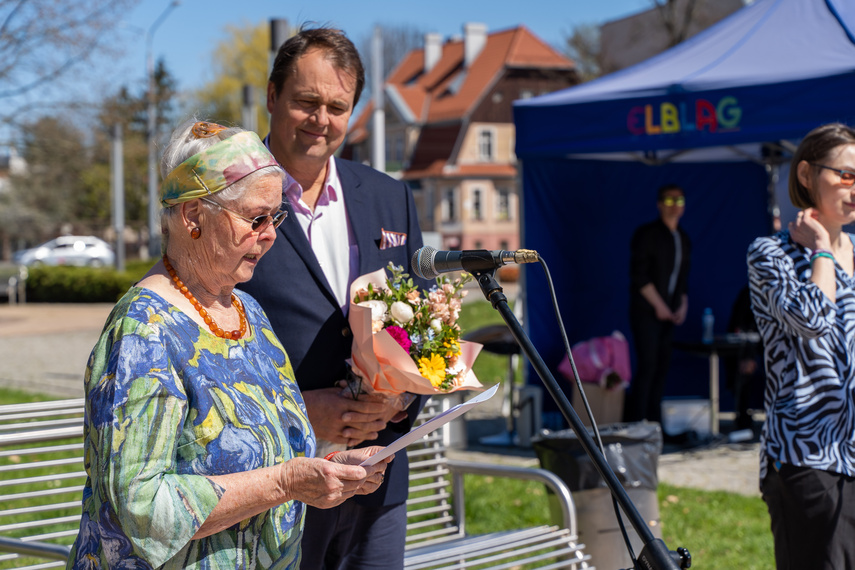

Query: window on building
[[474, 240, 483, 250], [500, 240, 509, 251], [496, 187, 512, 221], [471, 188, 483, 220], [478, 129, 495, 161], [442, 188, 456, 222]]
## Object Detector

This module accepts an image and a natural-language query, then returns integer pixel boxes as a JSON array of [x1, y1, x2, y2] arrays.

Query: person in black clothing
[[625, 184, 691, 424]]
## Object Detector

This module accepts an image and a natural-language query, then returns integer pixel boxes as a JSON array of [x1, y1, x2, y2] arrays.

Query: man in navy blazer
[[238, 26, 430, 570]]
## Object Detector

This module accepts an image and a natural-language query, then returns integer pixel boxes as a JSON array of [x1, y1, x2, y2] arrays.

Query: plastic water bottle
[[702, 308, 715, 344]]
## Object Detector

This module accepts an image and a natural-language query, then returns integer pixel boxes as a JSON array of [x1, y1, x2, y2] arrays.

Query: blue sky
[[1, 1, 654, 145], [114, 0, 653, 92]]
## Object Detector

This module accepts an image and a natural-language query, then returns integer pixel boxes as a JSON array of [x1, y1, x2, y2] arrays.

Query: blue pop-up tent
[[512, 0, 855, 425]]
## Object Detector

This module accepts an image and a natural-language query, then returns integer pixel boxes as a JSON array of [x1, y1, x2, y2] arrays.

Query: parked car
[[13, 236, 116, 268]]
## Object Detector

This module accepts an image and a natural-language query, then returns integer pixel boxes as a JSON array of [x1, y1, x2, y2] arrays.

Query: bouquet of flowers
[[347, 262, 483, 396]]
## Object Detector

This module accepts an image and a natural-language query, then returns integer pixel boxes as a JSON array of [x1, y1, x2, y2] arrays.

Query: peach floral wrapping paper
[[348, 268, 483, 395]]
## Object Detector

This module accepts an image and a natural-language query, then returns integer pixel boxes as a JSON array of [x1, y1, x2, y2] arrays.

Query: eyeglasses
[[660, 196, 685, 207], [811, 164, 855, 187], [200, 197, 288, 231]]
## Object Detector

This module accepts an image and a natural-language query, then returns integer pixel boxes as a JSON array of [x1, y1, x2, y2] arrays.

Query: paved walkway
[[0, 302, 761, 497], [0, 303, 113, 398]]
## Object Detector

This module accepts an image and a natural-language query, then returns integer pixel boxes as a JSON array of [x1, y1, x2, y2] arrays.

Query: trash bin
[[532, 422, 663, 570]]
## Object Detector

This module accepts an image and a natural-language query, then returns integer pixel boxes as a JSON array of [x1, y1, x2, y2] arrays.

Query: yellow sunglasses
[[661, 196, 685, 207]]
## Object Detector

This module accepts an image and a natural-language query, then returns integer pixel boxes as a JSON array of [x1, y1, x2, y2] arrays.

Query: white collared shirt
[[284, 158, 358, 312]]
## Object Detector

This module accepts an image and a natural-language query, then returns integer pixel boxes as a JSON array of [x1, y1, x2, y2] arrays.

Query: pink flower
[[386, 325, 412, 353], [428, 290, 451, 323]]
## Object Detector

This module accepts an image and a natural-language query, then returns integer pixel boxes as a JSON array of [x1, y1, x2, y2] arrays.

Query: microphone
[[411, 246, 539, 280]]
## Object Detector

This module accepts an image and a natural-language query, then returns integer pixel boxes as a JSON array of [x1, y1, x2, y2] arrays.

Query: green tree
[[193, 21, 270, 136], [0, 60, 180, 260], [87, 59, 178, 226], [8, 116, 89, 233]]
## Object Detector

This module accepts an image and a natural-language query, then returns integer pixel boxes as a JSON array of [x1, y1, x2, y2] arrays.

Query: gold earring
[[190, 227, 201, 240]]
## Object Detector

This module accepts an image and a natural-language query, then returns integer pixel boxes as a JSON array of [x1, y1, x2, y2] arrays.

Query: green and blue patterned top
[[66, 287, 315, 569]]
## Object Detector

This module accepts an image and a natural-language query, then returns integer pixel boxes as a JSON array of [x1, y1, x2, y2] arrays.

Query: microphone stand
[[471, 269, 690, 570]]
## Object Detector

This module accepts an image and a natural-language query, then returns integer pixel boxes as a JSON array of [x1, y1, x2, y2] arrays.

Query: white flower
[[430, 318, 443, 332], [358, 300, 389, 323], [390, 301, 414, 324]]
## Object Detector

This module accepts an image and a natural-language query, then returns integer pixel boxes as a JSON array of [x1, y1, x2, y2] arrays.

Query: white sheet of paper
[[360, 383, 499, 466]]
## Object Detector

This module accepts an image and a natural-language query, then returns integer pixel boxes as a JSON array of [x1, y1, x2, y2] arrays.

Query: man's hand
[[672, 295, 688, 325], [389, 393, 417, 424], [654, 304, 675, 322], [640, 283, 675, 322], [303, 388, 407, 447]]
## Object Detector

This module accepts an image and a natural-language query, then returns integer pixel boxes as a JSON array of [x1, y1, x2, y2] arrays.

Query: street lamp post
[[146, 0, 180, 258]]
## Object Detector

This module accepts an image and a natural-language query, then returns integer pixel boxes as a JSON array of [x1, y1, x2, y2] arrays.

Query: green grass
[[459, 299, 525, 388], [461, 472, 551, 532], [458, 473, 774, 570], [0, 386, 48, 406], [657, 483, 773, 568]]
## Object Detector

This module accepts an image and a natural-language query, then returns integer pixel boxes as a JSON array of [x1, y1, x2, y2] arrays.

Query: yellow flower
[[418, 354, 447, 388]]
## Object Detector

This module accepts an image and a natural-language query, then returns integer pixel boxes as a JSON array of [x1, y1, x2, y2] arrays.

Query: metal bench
[[0, 398, 85, 569], [404, 397, 591, 569], [0, 397, 590, 569]]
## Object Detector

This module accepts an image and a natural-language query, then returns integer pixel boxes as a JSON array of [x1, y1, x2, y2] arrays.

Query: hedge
[[24, 261, 154, 303]]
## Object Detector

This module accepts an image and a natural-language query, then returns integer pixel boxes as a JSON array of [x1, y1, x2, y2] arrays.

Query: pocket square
[[380, 228, 407, 250]]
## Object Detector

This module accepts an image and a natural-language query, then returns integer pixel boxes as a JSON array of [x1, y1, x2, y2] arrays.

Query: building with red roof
[[343, 23, 577, 251]]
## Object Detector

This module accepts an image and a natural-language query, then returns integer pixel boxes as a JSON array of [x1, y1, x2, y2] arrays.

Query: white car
[[14, 236, 116, 268]]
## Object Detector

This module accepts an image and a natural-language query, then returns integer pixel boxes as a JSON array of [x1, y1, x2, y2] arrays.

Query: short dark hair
[[789, 122, 855, 209], [657, 184, 683, 202], [268, 25, 365, 108]]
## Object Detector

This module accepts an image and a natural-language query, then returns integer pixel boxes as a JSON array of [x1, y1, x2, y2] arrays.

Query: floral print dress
[[66, 287, 315, 569]]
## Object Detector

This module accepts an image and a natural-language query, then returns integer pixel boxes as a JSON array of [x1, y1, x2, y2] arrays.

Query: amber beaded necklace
[[163, 255, 247, 339]]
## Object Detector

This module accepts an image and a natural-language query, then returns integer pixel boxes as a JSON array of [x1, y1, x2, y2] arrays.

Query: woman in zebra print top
[[748, 123, 855, 570]]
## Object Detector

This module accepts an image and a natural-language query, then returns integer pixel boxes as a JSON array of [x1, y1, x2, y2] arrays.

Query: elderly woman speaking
[[66, 120, 390, 569]]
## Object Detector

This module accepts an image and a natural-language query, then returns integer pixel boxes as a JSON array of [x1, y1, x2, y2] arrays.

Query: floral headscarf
[[160, 126, 279, 207]]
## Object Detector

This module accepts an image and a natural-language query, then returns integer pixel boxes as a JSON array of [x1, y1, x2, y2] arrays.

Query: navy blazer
[[238, 158, 431, 506]]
